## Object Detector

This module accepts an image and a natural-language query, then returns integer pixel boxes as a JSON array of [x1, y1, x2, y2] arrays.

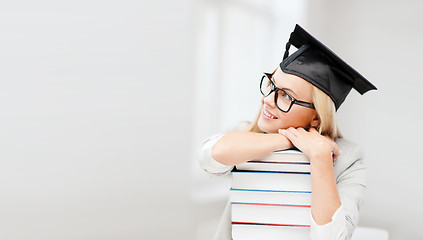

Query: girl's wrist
[[308, 142, 332, 160], [309, 151, 333, 171], [269, 133, 293, 151]]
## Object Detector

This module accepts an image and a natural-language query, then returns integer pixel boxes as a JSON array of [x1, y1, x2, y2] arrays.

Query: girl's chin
[[257, 121, 277, 133]]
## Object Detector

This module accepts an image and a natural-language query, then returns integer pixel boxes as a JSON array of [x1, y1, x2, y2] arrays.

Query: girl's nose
[[262, 91, 276, 108]]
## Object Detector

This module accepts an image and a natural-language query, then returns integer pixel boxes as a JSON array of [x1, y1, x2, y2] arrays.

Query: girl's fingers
[[283, 127, 298, 137], [323, 135, 341, 160], [308, 127, 320, 137], [281, 127, 341, 164], [308, 127, 318, 133], [297, 127, 307, 133], [278, 129, 290, 137], [333, 145, 341, 158], [278, 129, 297, 142]]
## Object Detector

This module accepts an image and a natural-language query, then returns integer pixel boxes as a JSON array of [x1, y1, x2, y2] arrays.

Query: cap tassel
[[283, 41, 291, 60]]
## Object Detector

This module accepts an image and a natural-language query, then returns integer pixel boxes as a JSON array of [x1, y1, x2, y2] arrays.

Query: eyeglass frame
[[260, 72, 315, 113]]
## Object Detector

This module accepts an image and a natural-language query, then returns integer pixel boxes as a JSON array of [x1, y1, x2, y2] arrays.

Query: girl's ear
[[310, 114, 320, 128]]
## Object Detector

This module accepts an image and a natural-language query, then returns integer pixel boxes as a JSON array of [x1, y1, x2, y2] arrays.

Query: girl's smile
[[262, 108, 278, 119]]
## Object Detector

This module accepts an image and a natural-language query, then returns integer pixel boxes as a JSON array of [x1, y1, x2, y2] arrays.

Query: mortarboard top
[[279, 24, 377, 110]]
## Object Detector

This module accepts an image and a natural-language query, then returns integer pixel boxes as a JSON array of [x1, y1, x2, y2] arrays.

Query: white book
[[232, 171, 311, 192], [236, 149, 310, 173], [232, 224, 310, 240], [231, 202, 311, 226], [253, 149, 309, 163], [230, 188, 311, 206], [236, 161, 310, 173]]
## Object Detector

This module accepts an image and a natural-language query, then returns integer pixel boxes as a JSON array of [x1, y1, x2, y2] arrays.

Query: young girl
[[197, 25, 377, 240]]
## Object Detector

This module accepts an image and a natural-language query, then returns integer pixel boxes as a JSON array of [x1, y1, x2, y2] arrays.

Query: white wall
[[0, 0, 196, 239], [307, 1, 423, 239]]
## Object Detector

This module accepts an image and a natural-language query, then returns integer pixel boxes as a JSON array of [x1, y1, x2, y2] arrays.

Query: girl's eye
[[279, 91, 291, 101]]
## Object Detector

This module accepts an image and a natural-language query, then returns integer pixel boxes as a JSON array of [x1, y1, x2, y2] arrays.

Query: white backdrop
[[0, 0, 196, 239]]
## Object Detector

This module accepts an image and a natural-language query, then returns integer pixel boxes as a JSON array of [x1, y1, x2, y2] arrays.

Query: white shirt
[[197, 122, 366, 240]]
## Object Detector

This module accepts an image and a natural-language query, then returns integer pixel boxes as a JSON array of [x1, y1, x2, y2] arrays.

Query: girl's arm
[[309, 150, 341, 225], [279, 127, 341, 225], [212, 131, 294, 166], [280, 128, 367, 239]]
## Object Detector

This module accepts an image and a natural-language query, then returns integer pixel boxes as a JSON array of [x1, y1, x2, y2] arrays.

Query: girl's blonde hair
[[246, 69, 342, 139]]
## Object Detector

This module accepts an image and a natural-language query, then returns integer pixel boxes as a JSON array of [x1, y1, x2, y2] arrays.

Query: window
[[192, 0, 308, 204]]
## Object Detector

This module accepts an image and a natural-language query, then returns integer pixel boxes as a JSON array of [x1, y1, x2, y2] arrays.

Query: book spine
[[231, 202, 311, 226], [232, 222, 310, 228], [231, 170, 311, 192], [230, 188, 311, 206], [236, 162, 310, 173]]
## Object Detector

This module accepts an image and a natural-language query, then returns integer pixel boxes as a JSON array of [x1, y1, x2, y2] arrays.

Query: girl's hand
[[278, 127, 341, 164]]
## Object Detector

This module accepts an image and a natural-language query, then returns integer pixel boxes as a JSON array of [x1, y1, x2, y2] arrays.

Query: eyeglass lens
[[260, 76, 293, 112]]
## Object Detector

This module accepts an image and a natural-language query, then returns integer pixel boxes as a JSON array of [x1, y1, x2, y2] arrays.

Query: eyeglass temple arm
[[264, 72, 273, 79], [294, 100, 315, 109]]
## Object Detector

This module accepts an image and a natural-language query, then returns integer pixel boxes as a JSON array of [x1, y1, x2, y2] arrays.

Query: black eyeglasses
[[260, 72, 315, 113]]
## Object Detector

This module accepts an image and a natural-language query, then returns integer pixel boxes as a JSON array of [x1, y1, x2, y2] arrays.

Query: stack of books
[[230, 149, 311, 240]]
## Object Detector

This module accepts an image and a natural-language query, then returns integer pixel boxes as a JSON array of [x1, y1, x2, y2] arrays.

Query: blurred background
[[0, 0, 422, 239]]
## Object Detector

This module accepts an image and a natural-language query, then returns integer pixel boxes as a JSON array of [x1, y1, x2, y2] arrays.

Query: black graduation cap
[[280, 24, 377, 110]]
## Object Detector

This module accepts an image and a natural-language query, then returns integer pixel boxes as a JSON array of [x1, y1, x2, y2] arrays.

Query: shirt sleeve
[[197, 121, 251, 176], [197, 133, 234, 176], [310, 143, 366, 240], [310, 203, 347, 240]]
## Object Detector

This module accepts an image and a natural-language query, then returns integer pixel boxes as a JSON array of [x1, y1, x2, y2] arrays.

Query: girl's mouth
[[262, 108, 278, 119]]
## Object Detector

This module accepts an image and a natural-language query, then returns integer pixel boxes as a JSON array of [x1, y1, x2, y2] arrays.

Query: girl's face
[[258, 67, 318, 133]]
